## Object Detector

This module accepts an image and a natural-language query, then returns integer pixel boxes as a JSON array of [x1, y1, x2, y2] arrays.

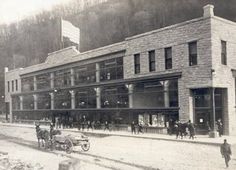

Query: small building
[[5, 5, 236, 135]]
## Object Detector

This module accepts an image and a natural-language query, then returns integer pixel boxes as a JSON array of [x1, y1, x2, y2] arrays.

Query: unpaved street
[[0, 124, 236, 170]]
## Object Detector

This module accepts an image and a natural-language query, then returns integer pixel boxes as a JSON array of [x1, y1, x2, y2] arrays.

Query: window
[[221, 40, 227, 65], [149, 50, 155, 72], [134, 54, 140, 74], [99, 57, 123, 81], [7, 81, 10, 92], [165, 47, 172, 69], [12, 80, 14, 92], [15, 79, 18, 91], [189, 41, 197, 66]]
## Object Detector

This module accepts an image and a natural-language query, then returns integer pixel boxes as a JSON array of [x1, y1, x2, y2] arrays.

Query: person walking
[[174, 121, 180, 139], [131, 121, 136, 134], [217, 119, 223, 137], [104, 121, 110, 131], [137, 122, 143, 134], [188, 120, 195, 140], [220, 139, 232, 168]]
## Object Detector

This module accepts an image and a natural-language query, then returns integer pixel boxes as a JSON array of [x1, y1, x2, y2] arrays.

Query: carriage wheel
[[65, 139, 73, 154], [81, 141, 90, 151]]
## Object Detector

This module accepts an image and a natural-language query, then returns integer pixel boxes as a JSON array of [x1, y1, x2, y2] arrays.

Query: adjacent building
[[5, 5, 236, 135]]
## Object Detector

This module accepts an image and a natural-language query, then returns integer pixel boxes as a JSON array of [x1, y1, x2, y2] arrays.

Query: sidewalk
[[1, 122, 236, 146]]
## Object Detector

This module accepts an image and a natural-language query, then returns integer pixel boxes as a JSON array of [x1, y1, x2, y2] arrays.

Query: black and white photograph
[[0, 0, 236, 169]]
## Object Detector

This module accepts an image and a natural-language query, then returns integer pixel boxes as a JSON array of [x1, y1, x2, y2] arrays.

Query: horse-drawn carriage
[[51, 133, 90, 153], [35, 124, 90, 153]]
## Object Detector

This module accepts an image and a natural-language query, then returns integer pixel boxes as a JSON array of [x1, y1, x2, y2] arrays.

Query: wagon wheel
[[64, 139, 73, 154], [81, 141, 90, 151]]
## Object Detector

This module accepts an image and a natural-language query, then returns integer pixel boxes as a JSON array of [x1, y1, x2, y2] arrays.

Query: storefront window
[[75, 88, 96, 108], [12, 96, 20, 110], [101, 85, 128, 108], [100, 57, 123, 81], [74, 64, 96, 85], [194, 89, 210, 108], [23, 95, 34, 110], [54, 90, 71, 109], [133, 79, 178, 108], [37, 93, 51, 109]]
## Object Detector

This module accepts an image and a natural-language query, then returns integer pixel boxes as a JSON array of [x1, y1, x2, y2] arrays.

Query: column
[[70, 68, 75, 86], [164, 81, 170, 107], [33, 76, 37, 91], [33, 94, 38, 110], [19, 96, 23, 110], [209, 87, 217, 138], [50, 72, 54, 89], [128, 84, 134, 108], [96, 63, 100, 83], [96, 87, 101, 109], [49, 93, 54, 110], [70, 90, 75, 109]]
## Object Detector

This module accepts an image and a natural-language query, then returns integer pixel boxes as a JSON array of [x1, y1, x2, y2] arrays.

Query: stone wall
[[124, 17, 212, 122], [211, 17, 236, 135]]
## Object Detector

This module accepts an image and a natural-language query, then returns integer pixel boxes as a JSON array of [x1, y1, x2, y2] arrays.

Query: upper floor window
[[165, 47, 172, 69], [100, 57, 123, 81], [36, 73, 50, 90], [189, 41, 197, 66], [74, 64, 96, 84], [11, 80, 14, 92], [15, 79, 18, 91], [7, 81, 10, 92], [21, 77, 34, 92], [221, 40, 227, 65], [149, 50, 156, 72], [54, 69, 71, 87], [134, 54, 140, 74]]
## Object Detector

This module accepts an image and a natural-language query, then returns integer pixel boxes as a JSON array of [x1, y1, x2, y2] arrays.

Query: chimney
[[203, 4, 214, 18], [4, 67, 8, 73]]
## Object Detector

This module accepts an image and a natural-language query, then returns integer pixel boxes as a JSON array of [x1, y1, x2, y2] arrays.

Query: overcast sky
[[0, 0, 72, 24]]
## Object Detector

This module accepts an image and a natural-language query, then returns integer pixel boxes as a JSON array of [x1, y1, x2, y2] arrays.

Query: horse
[[35, 124, 50, 149], [49, 123, 61, 140]]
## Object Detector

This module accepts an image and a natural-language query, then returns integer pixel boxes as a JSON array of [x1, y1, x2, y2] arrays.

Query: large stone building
[[5, 5, 236, 135]]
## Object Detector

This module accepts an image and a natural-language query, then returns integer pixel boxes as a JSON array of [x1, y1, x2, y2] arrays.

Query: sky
[[0, 0, 73, 24]]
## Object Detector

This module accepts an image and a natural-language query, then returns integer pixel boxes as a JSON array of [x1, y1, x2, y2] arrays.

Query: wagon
[[51, 133, 90, 153]]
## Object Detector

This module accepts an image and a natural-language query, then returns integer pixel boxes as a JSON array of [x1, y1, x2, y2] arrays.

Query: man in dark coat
[[131, 121, 136, 134], [220, 139, 232, 168], [188, 120, 195, 140]]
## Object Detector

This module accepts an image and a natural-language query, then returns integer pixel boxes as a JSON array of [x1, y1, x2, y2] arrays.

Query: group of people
[[78, 115, 111, 131], [169, 120, 196, 140], [130, 121, 144, 134]]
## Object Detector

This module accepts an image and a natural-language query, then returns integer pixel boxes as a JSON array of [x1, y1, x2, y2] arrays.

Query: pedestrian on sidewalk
[[131, 121, 136, 134], [137, 122, 143, 134], [220, 139, 232, 168], [217, 118, 223, 137], [87, 120, 92, 131], [104, 121, 110, 131], [174, 121, 180, 139], [187, 120, 195, 140]]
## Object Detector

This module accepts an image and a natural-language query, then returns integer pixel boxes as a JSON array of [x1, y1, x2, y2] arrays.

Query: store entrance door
[[194, 110, 210, 134]]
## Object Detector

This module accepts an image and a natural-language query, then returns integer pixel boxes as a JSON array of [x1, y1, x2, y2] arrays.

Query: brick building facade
[[5, 5, 236, 135]]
